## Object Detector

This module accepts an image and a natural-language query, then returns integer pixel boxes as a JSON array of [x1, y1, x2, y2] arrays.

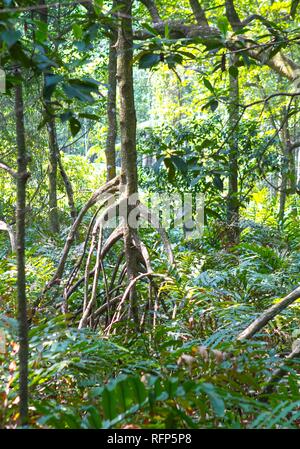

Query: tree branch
[[140, 0, 160, 22], [189, 0, 209, 27], [237, 286, 300, 340], [225, 0, 242, 31], [0, 160, 17, 178], [289, 141, 300, 151], [134, 21, 221, 40], [134, 19, 300, 83]]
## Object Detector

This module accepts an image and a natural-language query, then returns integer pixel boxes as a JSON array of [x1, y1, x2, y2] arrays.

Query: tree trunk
[[117, 0, 139, 323], [105, 13, 117, 181], [46, 116, 60, 233], [15, 73, 30, 426], [226, 56, 240, 244], [279, 137, 288, 224], [285, 124, 297, 194], [278, 110, 295, 223], [57, 152, 77, 223], [39, 0, 60, 234]]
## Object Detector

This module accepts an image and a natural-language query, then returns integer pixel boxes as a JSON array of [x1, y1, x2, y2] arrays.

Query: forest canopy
[[0, 0, 300, 430]]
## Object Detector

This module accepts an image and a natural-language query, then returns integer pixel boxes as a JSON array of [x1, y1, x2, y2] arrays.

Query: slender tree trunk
[[39, 1, 60, 234], [46, 116, 60, 233], [57, 152, 77, 223], [105, 28, 117, 181], [278, 110, 294, 223], [286, 126, 297, 194], [226, 56, 240, 244], [288, 146, 297, 194], [117, 0, 139, 323], [279, 146, 288, 223], [15, 74, 30, 426]]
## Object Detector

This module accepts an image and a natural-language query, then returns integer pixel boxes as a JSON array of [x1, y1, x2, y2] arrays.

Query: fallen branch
[[237, 286, 300, 340]]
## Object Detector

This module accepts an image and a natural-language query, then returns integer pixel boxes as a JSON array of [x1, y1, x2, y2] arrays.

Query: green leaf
[[203, 39, 223, 51], [213, 174, 224, 191], [1, 29, 21, 48], [60, 110, 73, 122], [102, 388, 117, 421], [164, 157, 176, 181], [229, 66, 238, 79], [240, 51, 251, 67], [130, 377, 147, 405], [141, 23, 160, 36], [217, 16, 229, 37], [9, 43, 31, 67], [210, 99, 219, 112], [69, 117, 81, 137], [35, 20, 48, 43], [62, 82, 95, 103], [200, 383, 225, 417], [138, 53, 161, 69], [166, 53, 183, 68], [171, 155, 188, 174], [72, 24, 83, 39], [202, 98, 219, 112], [198, 138, 213, 150], [44, 74, 63, 99], [93, 0, 103, 14], [203, 78, 214, 93]]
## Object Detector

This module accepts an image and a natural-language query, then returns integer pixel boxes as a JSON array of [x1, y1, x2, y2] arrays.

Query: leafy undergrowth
[[1, 218, 300, 429], [1, 314, 300, 429]]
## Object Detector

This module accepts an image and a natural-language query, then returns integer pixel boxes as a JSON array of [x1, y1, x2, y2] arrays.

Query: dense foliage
[[0, 0, 300, 430]]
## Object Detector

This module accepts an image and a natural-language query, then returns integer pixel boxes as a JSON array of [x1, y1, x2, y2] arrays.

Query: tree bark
[[189, 0, 208, 27], [278, 109, 297, 223], [57, 151, 77, 223], [15, 73, 30, 426], [117, 0, 139, 323], [226, 56, 240, 244], [105, 27, 117, 181], [46, 116, 60, 233], [237, 286, 300, 340], [39, 0, 60, 234]]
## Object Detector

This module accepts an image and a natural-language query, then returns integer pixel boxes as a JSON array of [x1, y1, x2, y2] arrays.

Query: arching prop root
[[48, 175, 121, 289], [103, 272, 172, 336], [0, 220, 16, 252], [74, 210, 174, 331], [31, 176, 121, 316], [40, 179, 175, 331]]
